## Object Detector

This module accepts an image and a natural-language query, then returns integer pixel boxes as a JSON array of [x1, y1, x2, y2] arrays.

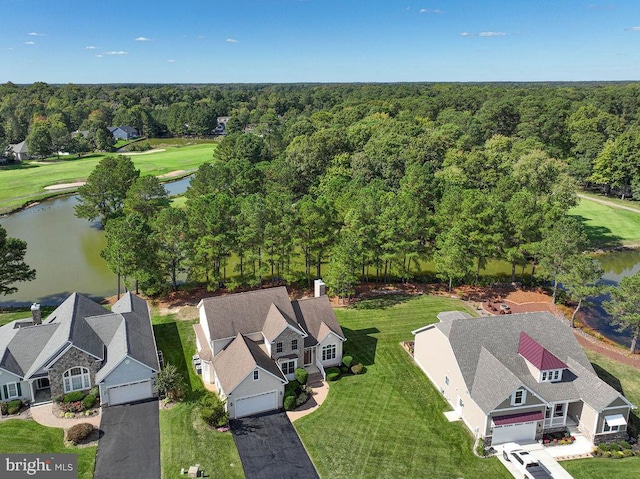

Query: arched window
[[63, 367, 91, 393]]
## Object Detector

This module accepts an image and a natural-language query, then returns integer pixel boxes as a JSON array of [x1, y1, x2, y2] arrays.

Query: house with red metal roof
[[412, 311, 635, 446]]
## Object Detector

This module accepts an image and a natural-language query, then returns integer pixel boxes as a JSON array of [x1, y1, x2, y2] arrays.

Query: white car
[[502, 443, 553, 479]]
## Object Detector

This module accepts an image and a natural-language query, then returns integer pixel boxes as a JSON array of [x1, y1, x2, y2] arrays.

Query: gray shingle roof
[[112, 293, 159, 372], [213, 333, 286, 393], [292, 296, 345, 348], [200, 287, 297, 341], [262, 303, 304, 342], [4, 324, 59, 377], [435, 311, 628, 414]]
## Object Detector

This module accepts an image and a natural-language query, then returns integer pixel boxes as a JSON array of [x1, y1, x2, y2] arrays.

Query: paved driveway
[[231, 411, 319, 479], [94, 399, 160, 479]]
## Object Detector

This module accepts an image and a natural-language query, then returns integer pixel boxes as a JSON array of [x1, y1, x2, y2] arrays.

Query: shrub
[[7, 399, 22, 415], [475, 438, 486, 457], [0, 403, 7, 415], [342, 356, 353, 368], [613, 450, 625, 459], [295, 392, 308, 407], [326, 367, 341, 381], [60, 401, 84, 413], [340, 366, 349, 374], [618, 440, 631, 450], [294, 368, 309, 385], [154, 363, 184, 401], [66, 423, 94, 444], [351, 362, 364, 375], [82, 394, 96, 409], [63, 391, 86, 403], [199, 392, 228, 428], [598, 443, 610, 452], [623, 449, 634, 457], [283, 395, 297, 411], [301, 384, 313, 395], [89, 386, 99, 397], [286, 380, 300, 395]]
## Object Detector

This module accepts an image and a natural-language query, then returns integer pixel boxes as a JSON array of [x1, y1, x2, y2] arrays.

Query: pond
[[0, 176, 191, 306]]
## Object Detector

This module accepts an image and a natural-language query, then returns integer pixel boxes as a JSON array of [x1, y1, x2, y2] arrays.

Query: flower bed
[[542, 431, 575, 446]]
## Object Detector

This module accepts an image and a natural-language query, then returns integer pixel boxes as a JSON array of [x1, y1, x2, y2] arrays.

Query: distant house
[[6, 140, 30, 161], [194, 282, 345, 418], [212, 116, 231, 135], [413, 311, 635, 446], [0, 292, 160, 407], [108, 126, 139, 140]]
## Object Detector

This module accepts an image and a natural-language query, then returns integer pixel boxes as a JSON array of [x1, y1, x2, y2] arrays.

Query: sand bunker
[[124, 148, 166, 155], [44, 182, 86, 190], [157, 170, 187, 178]]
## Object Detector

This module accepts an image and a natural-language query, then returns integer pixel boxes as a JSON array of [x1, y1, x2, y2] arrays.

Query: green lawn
[[153, 314, 243, 479], [569, 196, 640, 247], [0, 307, 54, 326], [0, 420, 96, 479], [0, 143, 216, 214], [295, 295, 509, 479], [562, 457, 640, 478]]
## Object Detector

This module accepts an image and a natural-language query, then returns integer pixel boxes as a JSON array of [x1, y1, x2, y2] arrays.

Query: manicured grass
[[562, 457, 640, 478], [0, 307, 56, 326], [0, 420, 96, 479], [0, 143, 216, 214], [295, 295, 509, 479], [153, 314, 243, 479], [569, 197, 640, 247], [579, 191, 640, 210]]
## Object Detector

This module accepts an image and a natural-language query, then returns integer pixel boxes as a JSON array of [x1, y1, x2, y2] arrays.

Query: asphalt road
[[94, 399, 160, 479], [231, 411, 319, 479]]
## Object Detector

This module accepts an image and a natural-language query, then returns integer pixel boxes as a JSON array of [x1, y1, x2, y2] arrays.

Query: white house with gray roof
[[413, 311, 635, 446], [195, 284, 345, 418], [0, 292, 159, 408]]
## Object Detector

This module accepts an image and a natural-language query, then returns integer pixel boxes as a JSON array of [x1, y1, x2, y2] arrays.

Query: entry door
[[36, 378, 50, 390], [304, 349, 313, 365], [455, 396, 464, 416]]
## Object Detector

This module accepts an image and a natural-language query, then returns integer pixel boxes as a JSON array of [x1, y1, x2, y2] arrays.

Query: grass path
[[569, 194, 640, 247], [577, 193, 640, 214]]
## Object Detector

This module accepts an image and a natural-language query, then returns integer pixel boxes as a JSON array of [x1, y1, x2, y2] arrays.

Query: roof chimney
[[314, 279, 326, 298], [31, 303, 41, 325]]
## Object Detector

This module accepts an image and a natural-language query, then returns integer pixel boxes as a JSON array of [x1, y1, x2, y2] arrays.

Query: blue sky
[[2, 0, 640, 83]]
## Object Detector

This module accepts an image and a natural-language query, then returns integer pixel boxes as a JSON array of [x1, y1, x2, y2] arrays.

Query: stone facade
[[48, 347, 101, 399], [271, 328, 304, 365], [593, 430, 629, 445]]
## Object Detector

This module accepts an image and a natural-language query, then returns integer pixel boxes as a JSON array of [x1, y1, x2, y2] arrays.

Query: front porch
[[32, 387, 52, 406]]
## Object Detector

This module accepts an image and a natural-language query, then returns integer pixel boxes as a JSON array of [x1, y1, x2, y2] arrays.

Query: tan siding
[[492, 389, 544, 410], [579, 403, 598, 441], [199, 306, 211, 345], [414, 327, 486, 436]]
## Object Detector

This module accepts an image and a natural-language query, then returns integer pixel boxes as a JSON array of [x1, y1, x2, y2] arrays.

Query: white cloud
[[167, 59, 176, 63], [135, 36, 151, 42], [105, 51, 128, 55], [28, 32, 45, 36], [625, 26, 640, 31], [226, 38, 239, 43], [460, 32, 472, 37], [420, 8, 427, 13], [420, 8, 443, 14], [479, 31, 507, 37], [95, 54, 103, 58], [86, 45, 98, 50], [24, 41, 35, 45]]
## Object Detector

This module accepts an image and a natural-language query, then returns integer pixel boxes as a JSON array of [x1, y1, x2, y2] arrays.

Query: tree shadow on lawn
[[571, 215, 624, 249], [342, 326, 379, 366], [352, 293, 420, 310]]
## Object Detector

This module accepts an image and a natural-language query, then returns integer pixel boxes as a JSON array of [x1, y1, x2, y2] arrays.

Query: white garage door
[[108, 380, 153, 406], [492, 421, 537, 445], [235, 391, 278, 418]]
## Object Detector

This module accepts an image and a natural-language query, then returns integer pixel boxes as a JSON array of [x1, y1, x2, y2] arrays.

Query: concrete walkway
[[286, 380, 329, 422], [29, 403, 102, 429]]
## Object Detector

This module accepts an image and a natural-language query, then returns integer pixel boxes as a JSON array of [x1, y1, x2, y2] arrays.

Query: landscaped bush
[[351, 362, 364, 375], [295, 392, 308, 407], [0, 402, 7, 415], [326, 367, 341, 381], [199, 392, 228, 428], [82, 394, 96, 409], [340, 366, 349, 374], [285, 380, 300, 396], [475, 438, 487, 457], [618, 440, 631, 450], [63, 391, 86, 403], [294, 368, 308, 385], [89, 386, 99, 397], [284, 395, 297, 410], [60, 401, 84, 413], [66, 423, 94, 444], [7, 399, 22, 415], [342, 356, 353, 368]]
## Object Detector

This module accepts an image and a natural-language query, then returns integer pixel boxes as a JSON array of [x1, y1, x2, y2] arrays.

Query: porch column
[[29, 380, 35, 403]]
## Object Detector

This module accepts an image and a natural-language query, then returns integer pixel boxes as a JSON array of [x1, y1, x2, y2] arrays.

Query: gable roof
[[213, 333, 286, 393], [199, 287, 298, 341], [262, 303, 306, 342], [518, 331, 567, 370], [292, 296, 345, 347], [9, 140, 28, 154], [429, 311, 630, 414], [0, 292, 158, 382]]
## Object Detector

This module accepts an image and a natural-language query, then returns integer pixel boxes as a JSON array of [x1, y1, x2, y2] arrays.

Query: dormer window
[[540, 369, 562, 383], [511, 388, 527, 406]]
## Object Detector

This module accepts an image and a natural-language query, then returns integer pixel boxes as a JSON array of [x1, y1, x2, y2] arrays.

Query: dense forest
[[2, 81, 640, 296]]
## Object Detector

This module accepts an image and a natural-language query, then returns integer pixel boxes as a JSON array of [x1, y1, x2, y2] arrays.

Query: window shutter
[[17, 383, 22, 396], [2, 385, 7, 400]]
